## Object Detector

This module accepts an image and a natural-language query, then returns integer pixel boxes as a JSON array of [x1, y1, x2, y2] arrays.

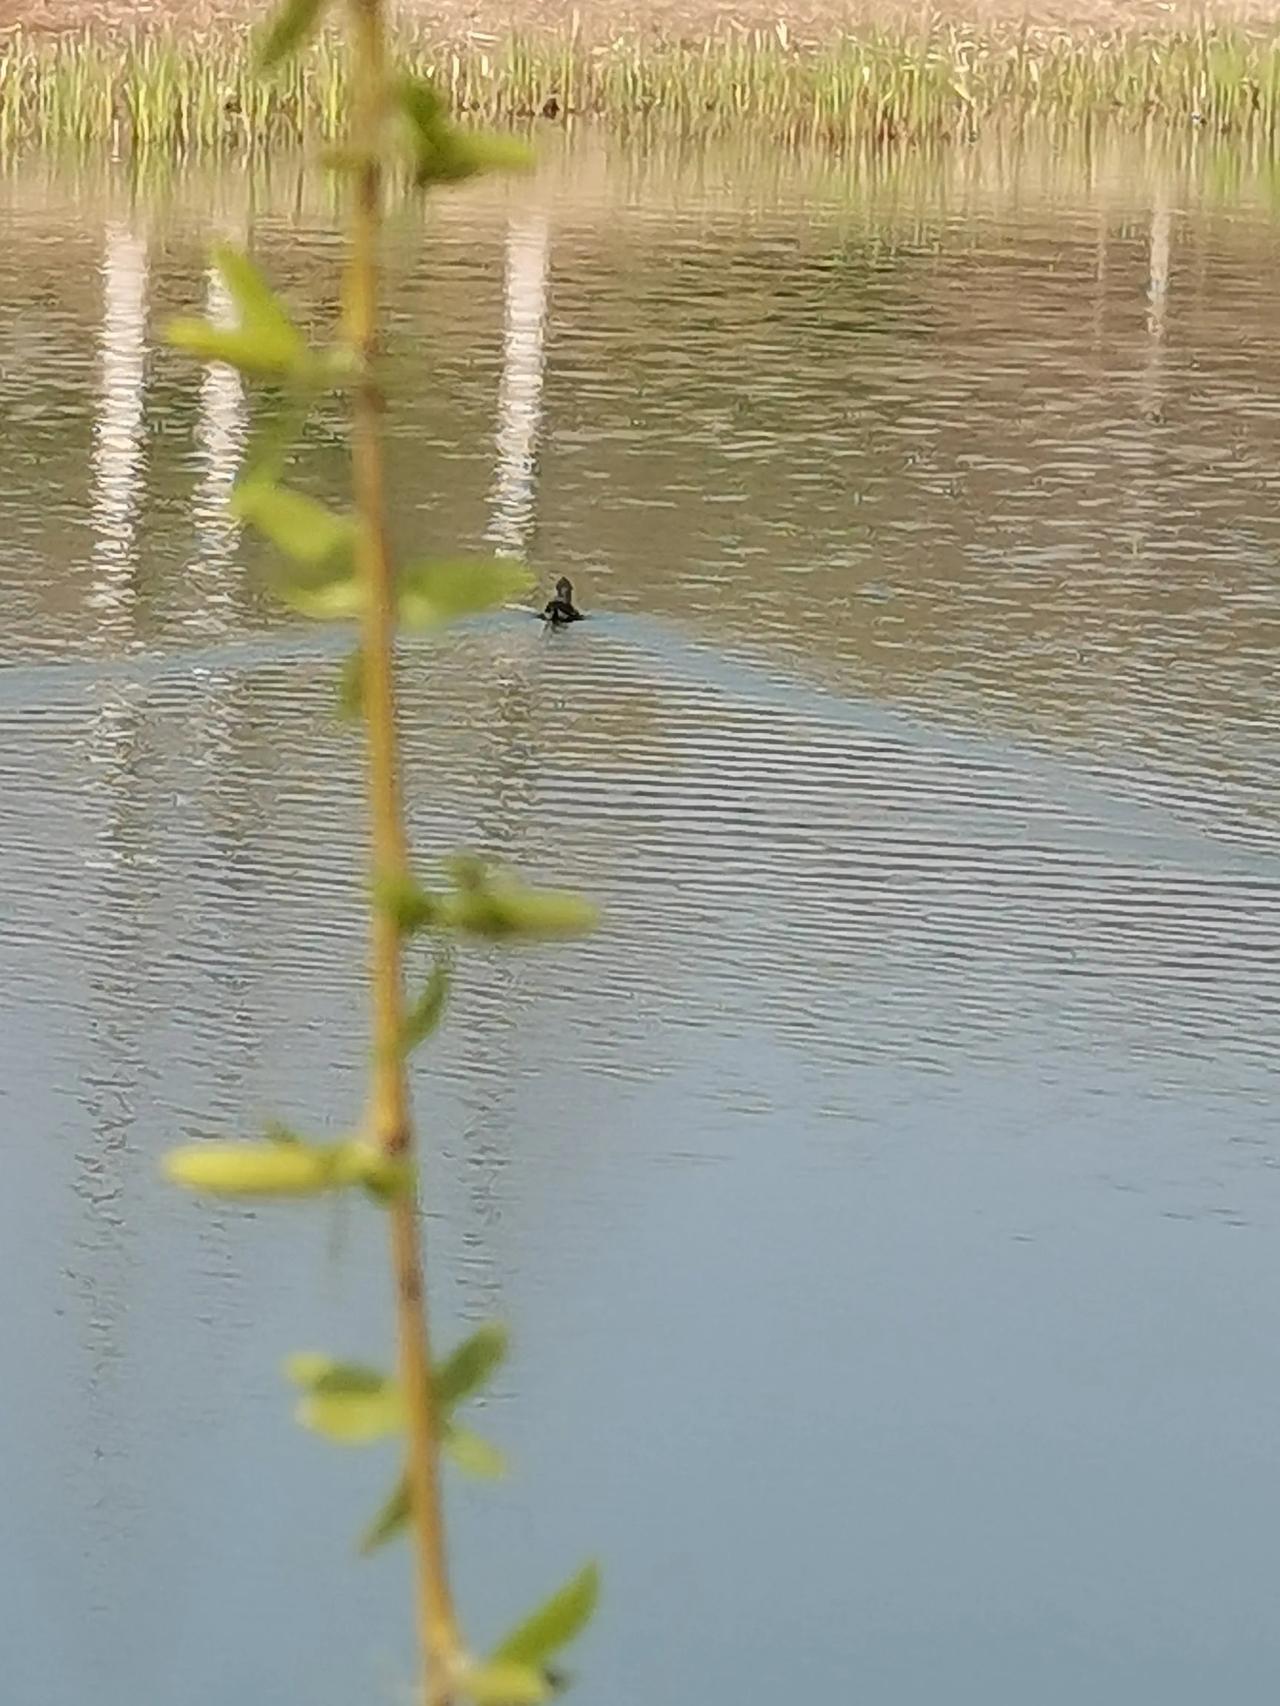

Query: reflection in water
[[1141, 187, 1172, 424], [1147, 190, 1172, 342], [487, 210, 550, 559], [2, 140, 1280, 1706], [84, 217, 151, 982], [190, 263, 247, 631], [89, 224, 147, 642], [78, 228, 165, 1623], [60, 673, 152, 1654]]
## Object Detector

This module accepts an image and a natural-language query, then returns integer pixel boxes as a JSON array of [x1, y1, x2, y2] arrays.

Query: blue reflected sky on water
[[1, 137, 1278, 1705]]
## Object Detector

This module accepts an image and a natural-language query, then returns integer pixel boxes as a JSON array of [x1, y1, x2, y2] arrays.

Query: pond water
[[1, 133, 1279, 1706]]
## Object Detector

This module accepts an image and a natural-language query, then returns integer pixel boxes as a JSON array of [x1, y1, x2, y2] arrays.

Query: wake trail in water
[[1, 609, 1276, 883]]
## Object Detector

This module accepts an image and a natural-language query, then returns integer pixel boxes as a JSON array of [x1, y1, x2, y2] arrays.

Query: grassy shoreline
[[2, 21, 1280, 151]]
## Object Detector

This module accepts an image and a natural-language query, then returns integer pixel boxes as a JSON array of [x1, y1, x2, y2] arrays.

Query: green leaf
[[164, 1139, 359, 1198], [359, 1472, 410, 1555], [283, 1351, 338, 1385], [285, 1354, 388, 1393], [296, 1387, 401, 1442], [166, 244, 314, 381], [443, 882, 599, 942], [374, 873, 443, 936], [446, 853, 487, 891], [435, 858, 598, 940], [458, 132, 536, 177], [213, 244, 293, 333], [398, 557, 534, 629], [240, 397, 309, 488], [457, 1661, 549, 1706], [321, 144, 371, 175], [402, 957, 451, 1053], [393, 76, 464, 186], [493, 1563, 601, 1668], [257, 0, 327, 70], [395, 72, 446, 135], [337, 647, 364, 720], [213, 244, 298, 339], [166, 319, 306, 381], [434, 1323, 510, 1409], [285, 1357, 404, 1443], [163, 1137, 405, 1200], [231, 477, 360, 622], [356, 1326, 509, 1553], [393, 76, 535, 188], [298, 1385, 402, 1443], [232, 478, 355, 566], [355, 1149, 416, 1204], [444, 1424, 507, 1479], [275, 565, 363, 622], [422, 129, 532, 187]]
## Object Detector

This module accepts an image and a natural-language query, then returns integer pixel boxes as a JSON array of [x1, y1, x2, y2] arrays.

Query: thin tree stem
[[345, 0, 459, 1699]]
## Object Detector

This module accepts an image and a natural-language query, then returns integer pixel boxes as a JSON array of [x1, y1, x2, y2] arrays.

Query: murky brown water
[[1, 134, 1278, 1706]]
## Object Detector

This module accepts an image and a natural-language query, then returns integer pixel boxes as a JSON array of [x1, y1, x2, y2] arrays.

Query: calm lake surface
[[2, 133, 1279, 1706]]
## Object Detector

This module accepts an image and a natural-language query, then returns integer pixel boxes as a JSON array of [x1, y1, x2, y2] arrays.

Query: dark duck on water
[[541, 576, 583, 626]]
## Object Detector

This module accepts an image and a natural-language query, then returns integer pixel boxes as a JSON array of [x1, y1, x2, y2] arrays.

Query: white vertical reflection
[[190, 263, 247, 631], [1146, 192, 1171, 342], [1140, 190, 1171, 424], [487, 211, 550, 559], [89, 224, 147, 641]]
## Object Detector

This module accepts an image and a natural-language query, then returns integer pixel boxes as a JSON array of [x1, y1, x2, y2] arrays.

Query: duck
[[541, 575, 584, 626]]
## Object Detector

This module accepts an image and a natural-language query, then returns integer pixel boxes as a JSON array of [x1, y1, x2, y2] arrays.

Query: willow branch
[[345, 0, 460, 1698]]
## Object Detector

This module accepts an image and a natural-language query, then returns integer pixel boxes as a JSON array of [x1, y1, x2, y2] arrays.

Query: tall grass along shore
[[2, 20, 1279, 152]]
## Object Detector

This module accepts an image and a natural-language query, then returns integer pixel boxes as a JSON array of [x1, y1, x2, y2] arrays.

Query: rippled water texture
[[1, 136, 1278, 1706]]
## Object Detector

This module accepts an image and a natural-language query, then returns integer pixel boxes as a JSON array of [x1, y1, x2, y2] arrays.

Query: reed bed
[[2, 22, 1280, 153]]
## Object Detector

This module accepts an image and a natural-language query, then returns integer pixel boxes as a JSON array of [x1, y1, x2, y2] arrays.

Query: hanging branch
[[161, 3, 600, 1702]]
